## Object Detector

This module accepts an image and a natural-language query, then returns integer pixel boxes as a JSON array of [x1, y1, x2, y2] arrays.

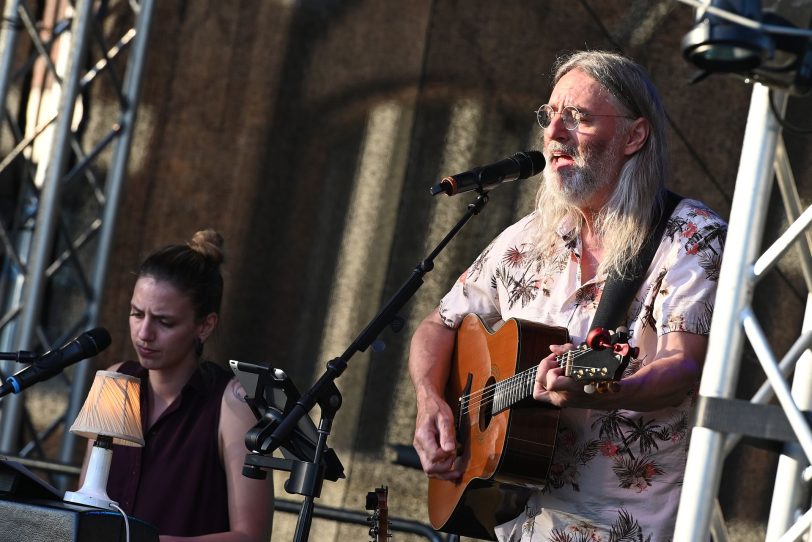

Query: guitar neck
[[491, 365, 538, 414], [490, 348, 594, 414], [456, 318, 633, 420]]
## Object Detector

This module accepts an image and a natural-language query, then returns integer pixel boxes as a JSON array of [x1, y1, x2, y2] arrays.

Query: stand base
[[63, 489, 116, 509]]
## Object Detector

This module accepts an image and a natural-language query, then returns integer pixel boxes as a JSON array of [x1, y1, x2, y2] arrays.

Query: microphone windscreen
[[513, 151, 545, 179], [84, 327, 112, 355]]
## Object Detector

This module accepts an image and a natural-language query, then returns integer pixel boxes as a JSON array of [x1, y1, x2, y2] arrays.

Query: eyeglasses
[[535, 104, 635, 131]]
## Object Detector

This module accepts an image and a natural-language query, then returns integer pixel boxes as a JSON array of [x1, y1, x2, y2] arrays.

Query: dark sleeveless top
[[106, 361, 233, 536]]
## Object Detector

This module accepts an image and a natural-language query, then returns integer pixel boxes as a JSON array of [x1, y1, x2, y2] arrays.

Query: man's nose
[[545, 112, 569, 141]]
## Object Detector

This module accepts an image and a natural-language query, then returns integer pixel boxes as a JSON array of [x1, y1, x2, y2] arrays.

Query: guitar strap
[[589, 190, 684, 333]]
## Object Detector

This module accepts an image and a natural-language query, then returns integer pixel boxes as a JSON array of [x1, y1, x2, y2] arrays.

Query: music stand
[[0, 459, 62, 501]]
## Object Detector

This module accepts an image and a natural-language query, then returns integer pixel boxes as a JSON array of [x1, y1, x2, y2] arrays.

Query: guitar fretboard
[[490, 351, 576, 414], [492, 367, 534, 413]]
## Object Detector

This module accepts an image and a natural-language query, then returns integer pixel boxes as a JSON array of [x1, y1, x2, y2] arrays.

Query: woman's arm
[[160, 378, 274, 542]]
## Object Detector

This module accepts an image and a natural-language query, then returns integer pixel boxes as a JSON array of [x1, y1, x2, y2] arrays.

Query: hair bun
[[188, 229, 225, 265]]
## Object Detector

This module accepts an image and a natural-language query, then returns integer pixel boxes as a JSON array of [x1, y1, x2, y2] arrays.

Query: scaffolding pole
[[57, 0, 156, 478], [675, 81, 812, 540], [0, 0, 154, 487]]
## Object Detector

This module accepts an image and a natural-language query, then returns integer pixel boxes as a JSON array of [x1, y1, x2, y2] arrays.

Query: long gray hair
[[532, 50, 670, 279]]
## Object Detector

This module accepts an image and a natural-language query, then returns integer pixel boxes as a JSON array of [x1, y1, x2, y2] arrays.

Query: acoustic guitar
[[427, 313, 637, 540]]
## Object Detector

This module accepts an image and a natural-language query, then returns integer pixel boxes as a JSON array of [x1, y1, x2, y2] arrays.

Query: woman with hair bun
[[78, 230, 273, 541]]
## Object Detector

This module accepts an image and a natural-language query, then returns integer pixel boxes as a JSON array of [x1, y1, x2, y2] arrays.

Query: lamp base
[[63, 437, 116, 510], [63, 489, 116, 509]]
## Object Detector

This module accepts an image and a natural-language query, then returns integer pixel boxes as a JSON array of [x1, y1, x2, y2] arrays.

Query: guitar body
[[428, 314, 569, 540]]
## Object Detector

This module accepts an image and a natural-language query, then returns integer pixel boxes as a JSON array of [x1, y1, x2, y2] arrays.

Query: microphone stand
[[0, 351, 37, 363], [251, 190, 492, 542]]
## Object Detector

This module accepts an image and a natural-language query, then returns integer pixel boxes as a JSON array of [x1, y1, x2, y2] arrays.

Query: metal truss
[[675, 84, 812, 541], [0, 0, 154, 487]]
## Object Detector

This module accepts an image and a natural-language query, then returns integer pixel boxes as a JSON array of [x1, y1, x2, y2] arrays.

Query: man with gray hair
[[409, 50, 727, 541]]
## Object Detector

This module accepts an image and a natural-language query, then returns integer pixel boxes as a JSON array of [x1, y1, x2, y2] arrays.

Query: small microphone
[[0, 327, 112, 397], [430, 150, 545, 196]]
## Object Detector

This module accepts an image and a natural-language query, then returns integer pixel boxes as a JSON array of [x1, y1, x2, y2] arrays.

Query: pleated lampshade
[[69, 370, 144, 446]]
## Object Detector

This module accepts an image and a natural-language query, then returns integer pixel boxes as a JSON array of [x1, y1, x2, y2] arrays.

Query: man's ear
[[624, 117, 650, 156]]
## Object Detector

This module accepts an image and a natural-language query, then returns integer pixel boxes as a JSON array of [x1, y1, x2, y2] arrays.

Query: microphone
[[0, 327, 112, 397], [430, 150, 545, 196]]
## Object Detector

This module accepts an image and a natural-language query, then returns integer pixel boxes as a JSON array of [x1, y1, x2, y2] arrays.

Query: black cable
[[576, 0, 625, 53], [1, 17, 25, 31], [769, 89, 812, 135]]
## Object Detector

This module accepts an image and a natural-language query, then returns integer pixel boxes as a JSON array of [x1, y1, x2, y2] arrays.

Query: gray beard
[[543, 159, 605, 207], [543, 137, 623, 207], [544, 165, 602, 207]]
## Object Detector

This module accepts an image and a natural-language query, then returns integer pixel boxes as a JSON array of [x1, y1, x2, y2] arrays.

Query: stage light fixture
[[681, 0, 812, 95], [682, 0, 775, 73]]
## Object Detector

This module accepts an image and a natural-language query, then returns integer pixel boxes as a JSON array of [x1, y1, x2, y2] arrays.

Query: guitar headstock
[[561, 327, 639, 390], [365, 486, 390, 541]]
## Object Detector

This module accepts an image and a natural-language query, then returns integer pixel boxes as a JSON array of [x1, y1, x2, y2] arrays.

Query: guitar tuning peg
[[586, 328, 612, 350], [612, 326, 630, 344], [592, 381, 622, 394], [583, 383, 596, 394]]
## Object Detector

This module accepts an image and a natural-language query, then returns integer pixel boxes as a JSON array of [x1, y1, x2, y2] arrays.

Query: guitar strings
[[458, 348, 605, 416], [459, 348, 593, 406]]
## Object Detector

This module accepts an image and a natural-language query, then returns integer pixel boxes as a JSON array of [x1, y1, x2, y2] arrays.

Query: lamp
[[63, 371, 144, 509]]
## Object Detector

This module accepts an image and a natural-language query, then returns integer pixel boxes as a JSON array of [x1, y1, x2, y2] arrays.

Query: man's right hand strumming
[[413, 391, 463, 480], [408, 308, 462, 480]]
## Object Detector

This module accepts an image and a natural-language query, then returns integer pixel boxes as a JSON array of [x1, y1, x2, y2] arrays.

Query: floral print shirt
[[438, 199, 727, 542]]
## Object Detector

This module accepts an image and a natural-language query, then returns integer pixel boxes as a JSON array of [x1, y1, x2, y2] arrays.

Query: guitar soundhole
[[478, 376, 495, 431]]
